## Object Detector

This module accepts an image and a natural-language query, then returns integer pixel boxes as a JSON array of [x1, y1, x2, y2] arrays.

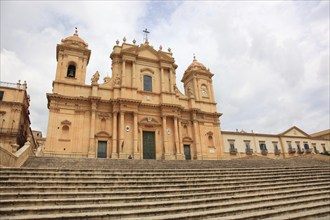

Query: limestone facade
[[0, 81, 39, 166], [222, 126, 330, 159], [44, 31, 329, 160], [44, 31, 223, 160]]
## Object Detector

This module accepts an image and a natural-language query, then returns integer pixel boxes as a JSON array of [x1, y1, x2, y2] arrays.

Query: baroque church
[[44, 30, 223, 160]]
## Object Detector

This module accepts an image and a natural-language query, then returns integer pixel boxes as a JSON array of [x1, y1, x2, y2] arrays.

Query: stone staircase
[[0, 156, 329, 219]]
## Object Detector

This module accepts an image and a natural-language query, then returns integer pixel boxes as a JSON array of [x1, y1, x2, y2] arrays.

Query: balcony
[[230, 148, 237, 155], [288, 148, 296, 154], [297, 148, 304, 154], [245, 149, 253, 155], [305, 149, 312, 154], [275, 149, 281, 155], [261, 149, 268, 155]]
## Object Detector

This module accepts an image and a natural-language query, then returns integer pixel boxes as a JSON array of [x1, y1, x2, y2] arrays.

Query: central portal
[[143, 131, 156, 159]]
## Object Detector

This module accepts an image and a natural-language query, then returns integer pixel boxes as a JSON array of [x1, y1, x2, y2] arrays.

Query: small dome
[[61, 29, 88, 48], [186, 57, 207, 72]]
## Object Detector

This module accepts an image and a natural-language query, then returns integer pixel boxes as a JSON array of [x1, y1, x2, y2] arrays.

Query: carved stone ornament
[[91, 71, 100, 84]]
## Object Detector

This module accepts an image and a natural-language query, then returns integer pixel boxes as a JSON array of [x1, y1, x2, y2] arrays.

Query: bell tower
[[181, 56, 216, 104], [54, 28, 91, 89]]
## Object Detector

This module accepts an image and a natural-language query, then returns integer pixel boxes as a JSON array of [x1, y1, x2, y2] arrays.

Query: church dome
[[186, 57, 207, 72], [61, 29, 88, 48]]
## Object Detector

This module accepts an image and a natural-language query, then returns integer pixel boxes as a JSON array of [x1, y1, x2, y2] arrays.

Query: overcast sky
[[1, 1, 329, 136]]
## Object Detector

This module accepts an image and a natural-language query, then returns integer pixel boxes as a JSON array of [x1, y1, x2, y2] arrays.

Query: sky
[[1, 0, 329, 136]]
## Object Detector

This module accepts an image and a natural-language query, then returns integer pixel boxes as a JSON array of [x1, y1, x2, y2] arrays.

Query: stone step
[[140, 200, 330, 220], [22, 156, 330, 170], [1, 180, 328, 201], [1, 171, 328, 182], [1, 174, 329, 187], [1, 177, 328, 194], [2, 167, 329, 177], [3, 193, 329, 219], [0, 167, 330, 176], [1, 185, 328, 207]]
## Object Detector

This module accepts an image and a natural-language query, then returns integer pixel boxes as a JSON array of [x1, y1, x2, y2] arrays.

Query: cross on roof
[[143, 28, 150, 42]]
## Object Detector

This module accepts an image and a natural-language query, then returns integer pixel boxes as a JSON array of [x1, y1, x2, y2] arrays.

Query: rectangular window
[[273, 143, 278, 151], [259, 143, 267, 151], [230, 142, 235, 150], [0, 91, 4, 101], [245, 142, 250, 150], [303, 143, 309, 150], [288, 142, 292, 149], [143, 75, 152, 92]]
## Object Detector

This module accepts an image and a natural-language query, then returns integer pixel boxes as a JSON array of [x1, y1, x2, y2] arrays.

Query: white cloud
[[1, 1, 329, 135]]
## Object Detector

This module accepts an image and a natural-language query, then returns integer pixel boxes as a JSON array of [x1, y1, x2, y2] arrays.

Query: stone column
[[132, 62, 136, 88], [112, 112, 118, 158], [178, 118, 183, 155], [88, 101, 97, 158], [121, 60, 126, 87], [162, 116, 167, 159], [169, 68, 173, 93], [133, 112, 138, 158], [119, 111, 125, 155], [192, 112, 201, 160], [160, 68, 164, 92], [174, 116, 179, 158]]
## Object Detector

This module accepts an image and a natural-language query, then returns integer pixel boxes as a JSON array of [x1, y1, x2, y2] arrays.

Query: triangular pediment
[[279, 126, 310, 138], [138, 46, 159, 60]]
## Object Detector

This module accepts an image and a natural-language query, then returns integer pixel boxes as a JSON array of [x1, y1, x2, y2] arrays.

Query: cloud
[[1, 1, 329, 136]]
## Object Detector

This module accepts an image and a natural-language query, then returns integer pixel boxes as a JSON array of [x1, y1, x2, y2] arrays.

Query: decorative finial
[[159, 45, 162, 51], [168, 48, 171, 53], [123, 36, 126, 43], [133, 39, 136, 45], [116, 39, 119, 45], [193, 53, 196, 61], [143, 28, 150, 43], [74, 27, 78, 35]]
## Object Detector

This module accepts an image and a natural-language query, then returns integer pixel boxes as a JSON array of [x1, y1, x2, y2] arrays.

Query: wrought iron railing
[[288, 148, 296, 154], [245, 149, 253, 155], [261, 149, 268, 155], [230, 148, 237, 155], [275, 149, 281, 155]]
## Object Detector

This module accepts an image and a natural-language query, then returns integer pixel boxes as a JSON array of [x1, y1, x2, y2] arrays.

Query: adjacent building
[[0, 81, 39, 166]]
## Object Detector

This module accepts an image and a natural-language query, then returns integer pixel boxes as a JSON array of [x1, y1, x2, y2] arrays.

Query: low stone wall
[[0, 142, 37, 167]]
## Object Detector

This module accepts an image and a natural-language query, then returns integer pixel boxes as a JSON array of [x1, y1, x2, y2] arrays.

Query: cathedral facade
[[44, 31, 223, 160]]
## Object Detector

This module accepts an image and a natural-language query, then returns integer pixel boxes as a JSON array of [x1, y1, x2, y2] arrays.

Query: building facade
[[222, 126, 330, 159], [44, 31, 223, 160], [0, 81, 39, 166], [44, 31, 329, 160]]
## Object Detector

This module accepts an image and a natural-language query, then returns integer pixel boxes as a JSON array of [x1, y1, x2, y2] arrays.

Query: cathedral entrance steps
[[1, 173, 329, 188], [22, 156, 329, 169], [1, 166, 329, 176], [2, 193, 329, 219], [1, 185, 329, 208], [1, 169, 329, 182], [1, 157, 330, 219]]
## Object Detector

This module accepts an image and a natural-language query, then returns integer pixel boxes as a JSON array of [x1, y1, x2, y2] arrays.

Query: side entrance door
[[143, 131, 156, 159], [97, 141, 107, 158], [184, 144, 191, 160]]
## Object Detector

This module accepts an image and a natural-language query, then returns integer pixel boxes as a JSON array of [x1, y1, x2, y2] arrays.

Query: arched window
[[62, 125, 70, 139], [67, 64, 76, 78], [208, 135, 214, 147], [143, 75, 152, 92]]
